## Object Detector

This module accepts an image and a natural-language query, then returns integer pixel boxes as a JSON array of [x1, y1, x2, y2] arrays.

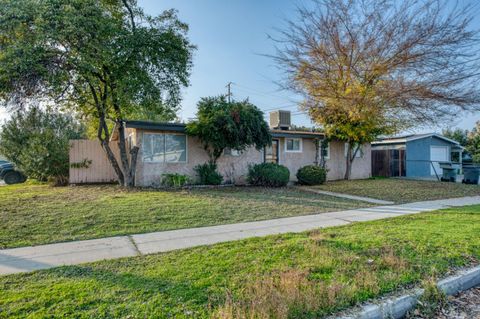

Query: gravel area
[[408, 287, 480, 319]]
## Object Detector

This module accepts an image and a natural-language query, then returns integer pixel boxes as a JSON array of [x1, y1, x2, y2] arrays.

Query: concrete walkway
[[1, 196, 479, 276], [296, 186, 395, 205]]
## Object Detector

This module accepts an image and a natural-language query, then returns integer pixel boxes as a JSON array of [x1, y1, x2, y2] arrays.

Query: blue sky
[[1, 0, 478, 133], [138, 0, 480, 134], [138, 0, 305, 124]]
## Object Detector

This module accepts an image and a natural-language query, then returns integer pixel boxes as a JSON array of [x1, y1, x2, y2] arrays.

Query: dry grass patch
[[312, 178, 480, 203]]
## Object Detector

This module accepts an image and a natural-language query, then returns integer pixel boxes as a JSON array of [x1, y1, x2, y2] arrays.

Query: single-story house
[[69, 111, 372, 186], [371, 133, 464, 178]]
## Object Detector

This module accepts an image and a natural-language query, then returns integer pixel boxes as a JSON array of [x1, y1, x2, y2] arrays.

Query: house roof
[[125, 120, 186, 132], [372, 133, 465, 149], [270, 129, 324, 139], [112, 120, 325, 140]]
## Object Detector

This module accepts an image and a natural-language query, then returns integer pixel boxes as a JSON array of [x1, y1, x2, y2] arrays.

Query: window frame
[[284, 138, 303, 153], [321, 142, 330, 160], [142, 132, 188, 164], [224, 148, 242, 157]]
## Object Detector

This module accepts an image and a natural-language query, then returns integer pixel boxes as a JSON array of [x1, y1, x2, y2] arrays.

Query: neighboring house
[[371, 133, 464, 178], [69, 111, 372, 185]]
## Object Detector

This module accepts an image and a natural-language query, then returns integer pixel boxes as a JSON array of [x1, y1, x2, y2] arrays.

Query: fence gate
[[372, 149, 406, 177]]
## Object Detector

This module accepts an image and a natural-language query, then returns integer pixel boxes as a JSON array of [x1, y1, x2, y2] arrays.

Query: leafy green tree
[[467, 122, 480, 163], [442, 128, 469, 147], [443, 124, 480, 162], [186, 96, 272, 164], [0, 107, 85, 184], [0, 0, 194, 187]]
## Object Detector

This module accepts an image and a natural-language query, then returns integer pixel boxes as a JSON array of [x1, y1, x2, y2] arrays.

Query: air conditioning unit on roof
[[269, 110, 291, 130]]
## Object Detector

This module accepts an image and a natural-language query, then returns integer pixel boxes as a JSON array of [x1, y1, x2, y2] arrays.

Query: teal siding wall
[[406, 137, 452, 177]]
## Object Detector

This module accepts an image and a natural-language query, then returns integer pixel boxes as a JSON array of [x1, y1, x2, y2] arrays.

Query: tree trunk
[[96, 112, 125, 186], [314, 139, 320, 166], [101, 139, 125, 185], [116, 119, 139, 188], [344, 143, 361, 180], [129, 146, 139, 185]]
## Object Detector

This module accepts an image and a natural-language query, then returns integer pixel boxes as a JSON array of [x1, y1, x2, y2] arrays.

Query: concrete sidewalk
[[296, 186, 395, 205], [1, 196, 479, 276]]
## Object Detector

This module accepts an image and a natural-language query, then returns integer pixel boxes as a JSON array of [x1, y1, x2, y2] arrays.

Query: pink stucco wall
[[133, 129, 371, 186]]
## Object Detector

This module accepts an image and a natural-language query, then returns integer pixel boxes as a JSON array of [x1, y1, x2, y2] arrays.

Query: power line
[[234, 83, 291, 99], [233, 83, 301, 104], [224, 81, 306, 114], [261, 104, 301, 112]]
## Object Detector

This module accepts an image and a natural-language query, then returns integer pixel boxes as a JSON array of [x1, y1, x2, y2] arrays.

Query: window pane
[[286, 139, 293, 150], [165, 134, 187, 162], [293, 139, 300, 150], [286, 139, 300, 151], [322, 144, 329, 158], [143, 134, 165, 162], [225, 148, 241, 156]]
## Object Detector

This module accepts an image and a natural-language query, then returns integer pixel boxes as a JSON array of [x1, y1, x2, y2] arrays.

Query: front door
[[265, 139, 279, 163]]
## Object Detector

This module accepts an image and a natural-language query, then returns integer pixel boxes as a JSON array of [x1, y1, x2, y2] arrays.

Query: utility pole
[[226, 82, 233, 103]]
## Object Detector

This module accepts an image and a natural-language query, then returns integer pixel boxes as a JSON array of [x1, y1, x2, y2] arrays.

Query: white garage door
[[431, 146, 449, 175]]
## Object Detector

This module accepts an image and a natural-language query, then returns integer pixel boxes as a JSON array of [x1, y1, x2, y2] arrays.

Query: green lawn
[[0, 183, 369, 249], [311, 178, 480, 203], [1, 205, 479, 318]]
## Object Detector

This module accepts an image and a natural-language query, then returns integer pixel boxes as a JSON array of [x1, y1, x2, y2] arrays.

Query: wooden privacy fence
[[69, 140, 120, 184], [372, 149, 406, 177]]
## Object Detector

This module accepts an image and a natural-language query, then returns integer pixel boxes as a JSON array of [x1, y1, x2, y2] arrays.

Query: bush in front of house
[[161, 173, 191, 188], [0, 107, 85, 186], [296, 165, 327, 185], [247, 163, 290, 187], [194, 162, 223, 185]]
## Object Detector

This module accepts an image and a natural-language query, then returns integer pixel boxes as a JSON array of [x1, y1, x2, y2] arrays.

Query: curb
[[338, 265, 480, 319]]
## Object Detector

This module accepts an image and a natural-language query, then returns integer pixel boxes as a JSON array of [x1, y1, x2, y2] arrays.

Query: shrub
[[296, 165, 327, 185], [247, 163, 290, 187], [47, 175, 69, 187], [186, 96, 271, 165], [0, 107, 85, 185], [194, 162, 223, 185], [161, 173, 191, 188]]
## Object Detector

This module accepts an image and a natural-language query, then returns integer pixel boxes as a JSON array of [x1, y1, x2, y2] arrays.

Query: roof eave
[[270, 131, 325, 139]]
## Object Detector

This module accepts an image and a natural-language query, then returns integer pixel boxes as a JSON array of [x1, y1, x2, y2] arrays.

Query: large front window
[[143, 133, 187, 163]]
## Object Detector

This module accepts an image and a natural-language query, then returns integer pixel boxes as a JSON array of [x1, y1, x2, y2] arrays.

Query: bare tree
[[272, 0, 480, 179]]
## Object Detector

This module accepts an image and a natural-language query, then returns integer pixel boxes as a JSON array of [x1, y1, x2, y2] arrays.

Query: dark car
[[0, 161, 27, 184]]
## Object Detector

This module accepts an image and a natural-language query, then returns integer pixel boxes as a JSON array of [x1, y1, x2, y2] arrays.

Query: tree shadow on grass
[[45, 264, 218, 313]]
